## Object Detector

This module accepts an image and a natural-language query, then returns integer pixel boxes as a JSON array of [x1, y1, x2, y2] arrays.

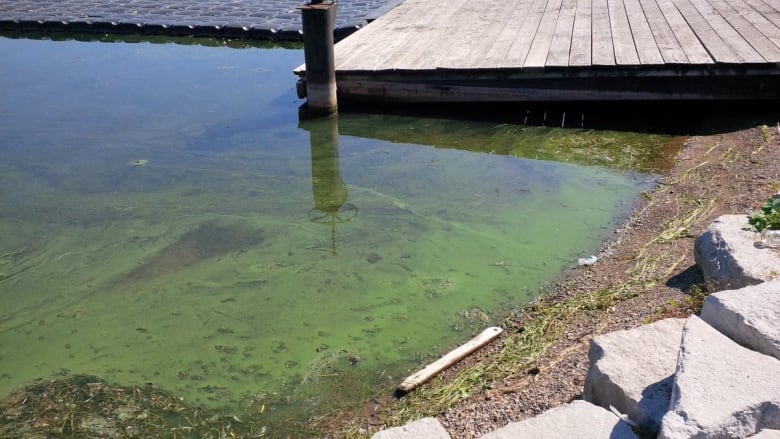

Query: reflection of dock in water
[[302, 115, 358, 255]]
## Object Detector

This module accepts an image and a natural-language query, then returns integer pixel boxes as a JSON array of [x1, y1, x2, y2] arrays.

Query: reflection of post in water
[[304, 114, 357, 254]]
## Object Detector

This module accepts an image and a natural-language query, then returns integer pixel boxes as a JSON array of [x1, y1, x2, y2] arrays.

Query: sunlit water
[[0, 36, 672, 428]]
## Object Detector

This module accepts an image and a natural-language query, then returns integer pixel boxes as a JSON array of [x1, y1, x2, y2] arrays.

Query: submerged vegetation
[[0, 374, 276, 438], [119, 221, 265, 285], [339, 114, 676, 173], [349, 136, 725, 435], [0, 36, 692, 438]]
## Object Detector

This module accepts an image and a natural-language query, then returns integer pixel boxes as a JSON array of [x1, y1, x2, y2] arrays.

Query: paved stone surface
[[0, 0, 404, 41], [480, 400, 638, 439], [701, 279, 780, 361], [694, 214, 780, 292], [660, 316, 780, 439], [371, 417, 451, 439], [584, 318, 685, 435]]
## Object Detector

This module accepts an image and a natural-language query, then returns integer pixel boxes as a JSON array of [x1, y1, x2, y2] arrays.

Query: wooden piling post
[[300, 0, 338, 117]]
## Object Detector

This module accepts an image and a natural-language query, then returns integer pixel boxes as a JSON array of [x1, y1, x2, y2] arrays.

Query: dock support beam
[[300, 0, 338, 118]]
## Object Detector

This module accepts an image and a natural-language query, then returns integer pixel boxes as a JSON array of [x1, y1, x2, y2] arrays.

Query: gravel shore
[[355, 121, 780, 438]]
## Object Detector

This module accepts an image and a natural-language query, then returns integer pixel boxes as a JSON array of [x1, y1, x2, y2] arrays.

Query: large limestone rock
[[701, 279, 780, 360], [583, 318, 685, 435], [660, 316, 780, 439], [694, 215, 780, 291], [480, 400, 637, 439], [371, 417, 450, 439], [751, 430, 780, 438]]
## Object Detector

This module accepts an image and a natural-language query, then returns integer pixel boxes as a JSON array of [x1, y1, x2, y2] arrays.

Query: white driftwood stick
[[398, 326, 503, 393]]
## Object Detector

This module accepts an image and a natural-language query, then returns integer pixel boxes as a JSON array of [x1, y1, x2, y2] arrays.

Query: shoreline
[[331, 123, 780, 438]]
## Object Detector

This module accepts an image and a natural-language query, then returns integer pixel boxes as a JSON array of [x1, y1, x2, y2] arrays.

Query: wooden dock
[[296, 0, 780, 102]]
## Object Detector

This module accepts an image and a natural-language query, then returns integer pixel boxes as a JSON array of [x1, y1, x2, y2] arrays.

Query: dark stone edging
[[0, 17, 366, 42], [0, 0, 404, 42]]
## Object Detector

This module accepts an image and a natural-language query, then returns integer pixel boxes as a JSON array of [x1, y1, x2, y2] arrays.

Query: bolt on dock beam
[[299, 0, 338, 118]]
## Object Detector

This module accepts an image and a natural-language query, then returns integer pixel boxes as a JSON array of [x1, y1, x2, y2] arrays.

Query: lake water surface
[[0, 36, 672, 431]]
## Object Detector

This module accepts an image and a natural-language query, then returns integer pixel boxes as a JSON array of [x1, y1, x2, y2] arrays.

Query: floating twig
[[397, 327, 503, 394]]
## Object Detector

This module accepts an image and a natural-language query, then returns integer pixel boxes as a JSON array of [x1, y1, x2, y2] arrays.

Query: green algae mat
[[0, 36, 673, 433]]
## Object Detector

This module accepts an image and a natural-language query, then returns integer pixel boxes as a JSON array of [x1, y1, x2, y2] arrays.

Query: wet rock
[[372, 417, 450, 439], [694, 215, 780, 291], [480, 400, 637, 439], [700, 279, 780, 360], [659, 316, 780, 439], [583, 318, 685, 435]]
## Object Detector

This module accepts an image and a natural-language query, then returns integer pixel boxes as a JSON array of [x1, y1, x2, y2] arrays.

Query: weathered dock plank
[[641, 0, 689, 64], [303, 0, 780, 103], [655, 0, 712, 63], [333, 0, 419, 70], [385, 0, 471, 70], [707, 0, 780, 62], [624, 0, 664, 64], [333, 10, 396, 69], [546, 0, 578, 67], [438, 2, 513, 68], [671, 0, 740, 63], [569, 0, 593, 66], [688, 0, 764, 62], [608, 0, 640, 65], [591, 0, 616, 65], [742, 0, 780, 30], [339, 0, 441, 70], [760, 0, 780, 14], [525, 0, 565, 68], [729, 0, 780, 49], [452, 0, 532, 68], [502, 0, 549, 67], [481, 0, 535, 68]]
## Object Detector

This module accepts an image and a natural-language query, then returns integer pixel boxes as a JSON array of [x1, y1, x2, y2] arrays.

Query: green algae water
[[0, 36, 671, 432]]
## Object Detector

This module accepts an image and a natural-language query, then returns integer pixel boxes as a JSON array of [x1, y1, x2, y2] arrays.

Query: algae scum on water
[[0, 36, 674, 434]]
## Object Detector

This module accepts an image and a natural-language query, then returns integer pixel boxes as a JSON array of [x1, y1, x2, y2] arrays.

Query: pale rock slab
[[751, 430, 780, 438], [701, 279, 780, 360], [660, 316, 780, 439], [694, 215, 780, 291], [371, 417, 450, 439], [583, 318, 685, 435], [480, 400, 637, 439]]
